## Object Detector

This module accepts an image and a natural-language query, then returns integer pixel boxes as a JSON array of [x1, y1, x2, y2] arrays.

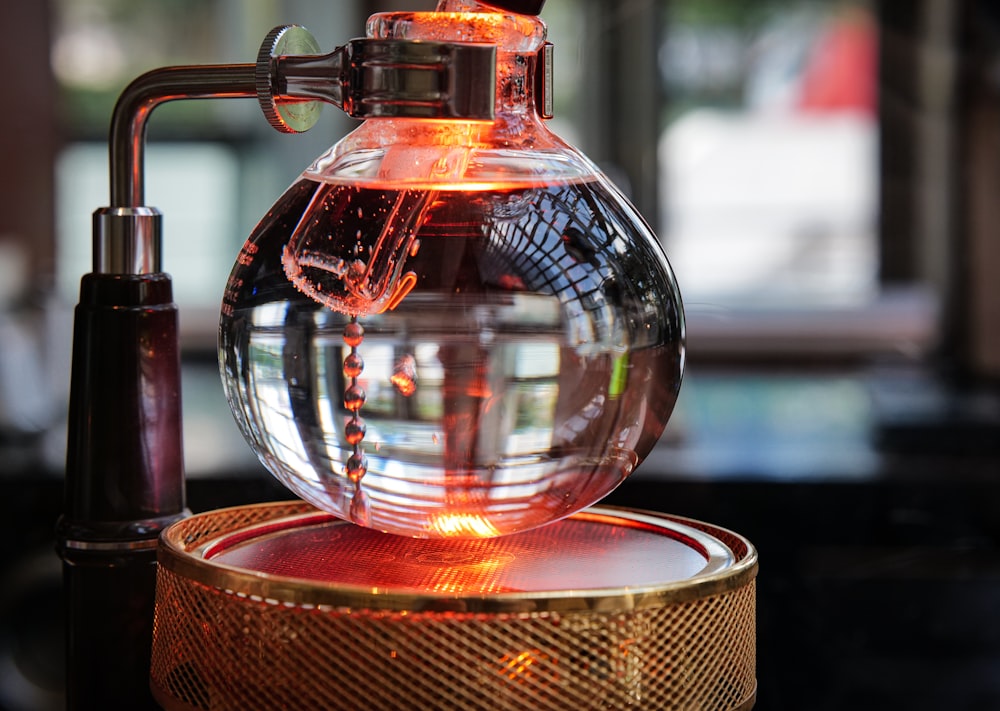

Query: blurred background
[[1, 0, 999, 709]]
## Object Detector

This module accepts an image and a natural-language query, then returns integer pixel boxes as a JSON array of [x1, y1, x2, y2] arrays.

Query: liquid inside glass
[[220, 176, 684, 538]]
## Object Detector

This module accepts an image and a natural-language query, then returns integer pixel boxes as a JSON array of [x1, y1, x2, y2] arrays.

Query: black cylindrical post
[[57, 272, 186, 709]]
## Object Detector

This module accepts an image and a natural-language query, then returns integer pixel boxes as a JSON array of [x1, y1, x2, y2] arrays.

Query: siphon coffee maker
[[57, 1, 757, 709]]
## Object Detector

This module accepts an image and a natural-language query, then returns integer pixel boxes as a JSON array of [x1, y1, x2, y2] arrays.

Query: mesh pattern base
[[150, 505, 756, 711]]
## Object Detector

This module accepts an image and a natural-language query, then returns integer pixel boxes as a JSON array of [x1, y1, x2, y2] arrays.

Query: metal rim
[[158, 502, 758, 614]]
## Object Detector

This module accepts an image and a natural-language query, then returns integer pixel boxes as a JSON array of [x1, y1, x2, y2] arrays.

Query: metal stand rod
[[110, 64, 257, 209], [58, 273, 185, 710]]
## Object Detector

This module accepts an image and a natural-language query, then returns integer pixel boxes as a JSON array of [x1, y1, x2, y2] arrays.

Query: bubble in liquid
[[344, 384, 366, 412], [345, 418, 367, 445], [343, 352, 364, 378], [346, 452, 368, 483], [343, 321, 364, 347], [390, 354, 418, 397]]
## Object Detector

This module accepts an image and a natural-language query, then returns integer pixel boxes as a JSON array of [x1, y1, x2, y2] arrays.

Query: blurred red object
[[798, 7, 877, 113]]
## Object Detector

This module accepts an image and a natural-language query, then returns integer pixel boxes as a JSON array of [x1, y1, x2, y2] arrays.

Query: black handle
[[57, 272, 187, 709]]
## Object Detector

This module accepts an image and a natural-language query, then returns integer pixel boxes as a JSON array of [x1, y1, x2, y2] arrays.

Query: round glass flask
[[219, 2, 685, 538]]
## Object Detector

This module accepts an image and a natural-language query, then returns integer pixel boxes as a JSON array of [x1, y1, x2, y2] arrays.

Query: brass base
[[151, 502, 757, 710]]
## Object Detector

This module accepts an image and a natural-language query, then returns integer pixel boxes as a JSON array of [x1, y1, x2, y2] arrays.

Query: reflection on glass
[[222, 176, 684, 538]]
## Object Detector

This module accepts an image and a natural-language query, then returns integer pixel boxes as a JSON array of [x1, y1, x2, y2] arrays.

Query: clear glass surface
[[218, 6, 684, 538]]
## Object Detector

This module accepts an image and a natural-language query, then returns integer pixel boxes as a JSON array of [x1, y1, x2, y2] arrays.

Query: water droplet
[[350, 489, 371, 526], [345, 418, 366, 445], [343, 351, 364, 378], [390, 354, 417, 397], [344, 384, 367, 411], [343, 321, 364, 347], [346, 452, 368, 483]]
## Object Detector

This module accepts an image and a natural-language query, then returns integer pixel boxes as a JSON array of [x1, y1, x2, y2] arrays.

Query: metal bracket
[[97, 25, 496, 274]]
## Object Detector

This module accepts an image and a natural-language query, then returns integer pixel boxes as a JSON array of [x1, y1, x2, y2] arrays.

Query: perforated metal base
[[151, 502, 756, 710]]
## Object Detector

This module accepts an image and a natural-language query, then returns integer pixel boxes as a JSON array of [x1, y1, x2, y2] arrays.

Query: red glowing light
[[428, 511, 500, 538], [390, 354, 418, 397], [498, 649, 558, 684], [379, 271, 418, 313]]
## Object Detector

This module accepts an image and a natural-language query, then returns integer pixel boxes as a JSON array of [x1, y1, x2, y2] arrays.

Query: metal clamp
[[258, 25, 497, 132]]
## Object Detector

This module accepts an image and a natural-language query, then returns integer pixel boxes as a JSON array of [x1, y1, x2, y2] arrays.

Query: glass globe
[[219, 5, 684, 538]]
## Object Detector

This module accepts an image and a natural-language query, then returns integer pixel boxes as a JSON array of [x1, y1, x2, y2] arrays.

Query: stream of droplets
[[280, 183, 440, 526], [342, 316, 370, 526], [341, 315, 419, 525]]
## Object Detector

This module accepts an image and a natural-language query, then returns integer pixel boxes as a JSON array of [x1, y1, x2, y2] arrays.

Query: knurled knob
[[256, 25, 323, 133]]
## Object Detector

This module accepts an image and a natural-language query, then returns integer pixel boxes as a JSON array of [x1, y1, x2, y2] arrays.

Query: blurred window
[[658, 0, 878, 305], [52, 0, 916, 357], [542, 0, 931, 360]]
